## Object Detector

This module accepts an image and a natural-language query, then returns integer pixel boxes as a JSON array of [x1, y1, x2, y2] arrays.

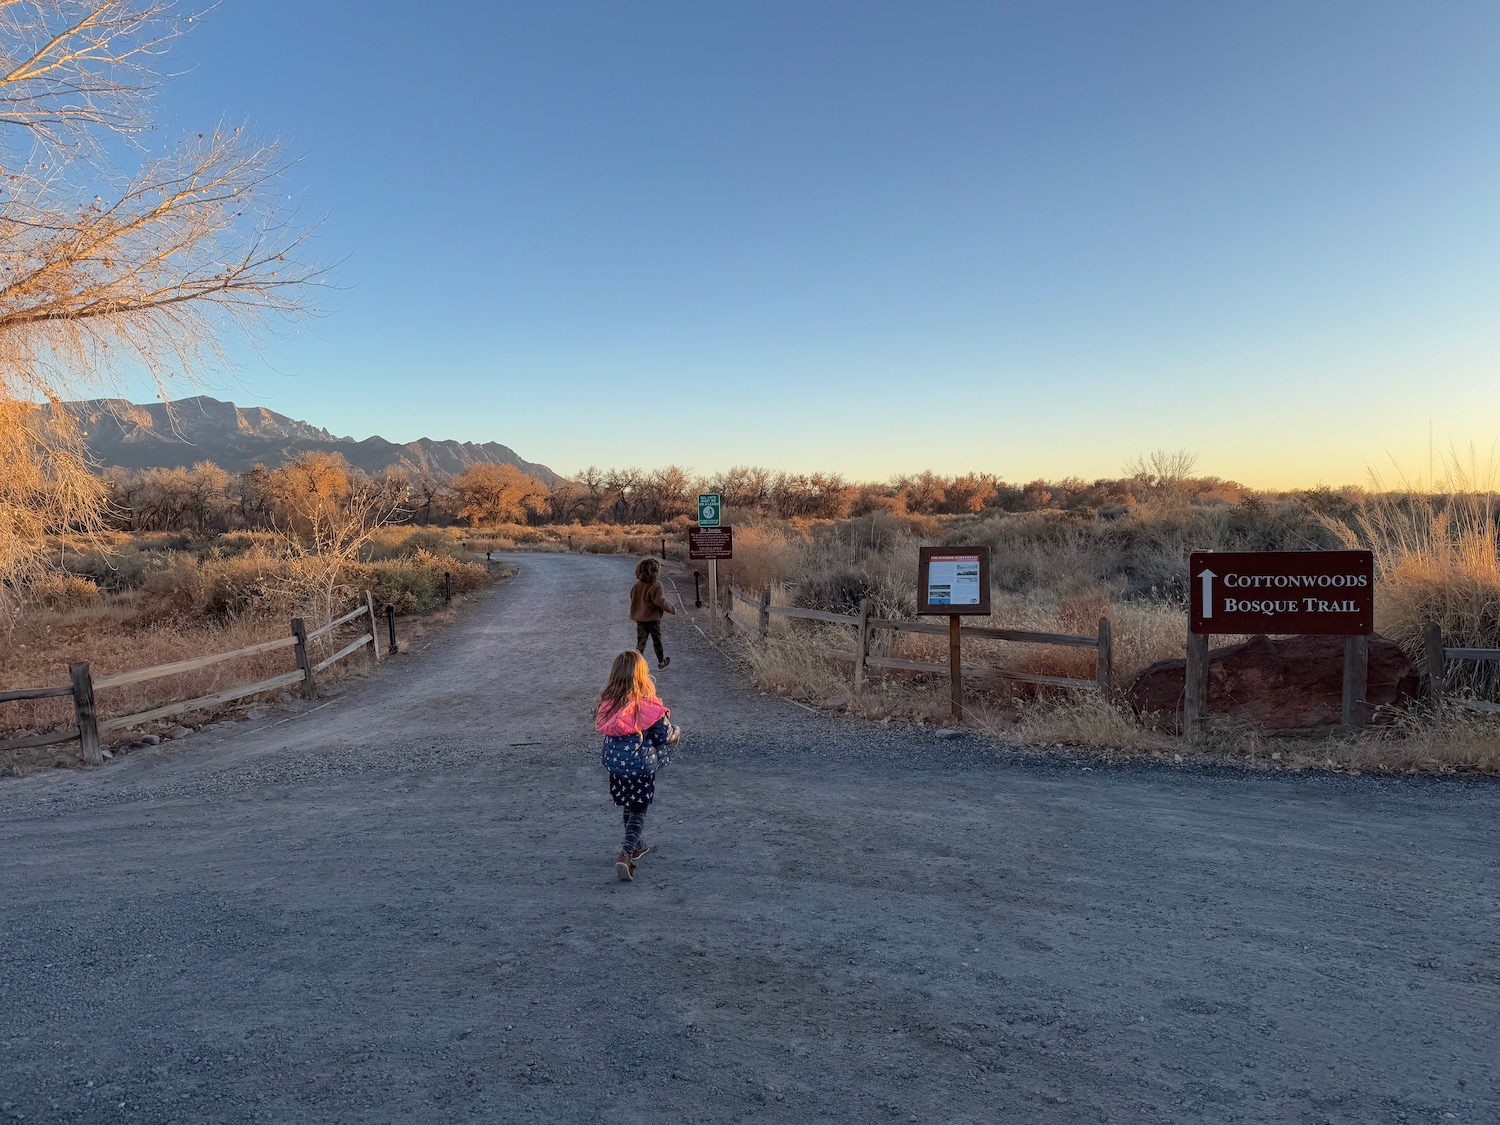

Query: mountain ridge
[[52, 396, 560, 482]]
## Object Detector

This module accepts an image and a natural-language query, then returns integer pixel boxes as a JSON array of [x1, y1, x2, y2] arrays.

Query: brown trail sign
[[1185, 550, 1376, 738], [689, 525, 733, 635], [688, 527, 733, 561], [1190, 551, 1373, 636]]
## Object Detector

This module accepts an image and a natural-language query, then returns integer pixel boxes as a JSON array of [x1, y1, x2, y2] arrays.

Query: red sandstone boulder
[[1127, 634, 1420, 733]]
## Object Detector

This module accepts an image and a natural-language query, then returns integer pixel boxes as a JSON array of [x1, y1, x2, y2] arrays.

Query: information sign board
[[698, 493, 721, 528], [917, 546, 992, 616], [689, 525, 733, 561], [1189, 550, 1373, 636]]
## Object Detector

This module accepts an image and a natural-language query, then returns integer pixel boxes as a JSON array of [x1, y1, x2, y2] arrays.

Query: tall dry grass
[[1326, 454, 1500, 700]]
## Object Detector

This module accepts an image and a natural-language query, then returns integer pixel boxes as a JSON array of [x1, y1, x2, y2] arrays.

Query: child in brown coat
[[629, 557, 676, 669]]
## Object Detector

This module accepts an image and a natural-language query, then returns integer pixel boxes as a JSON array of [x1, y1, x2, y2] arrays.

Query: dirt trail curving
[[2, 552, 1497, 1124]]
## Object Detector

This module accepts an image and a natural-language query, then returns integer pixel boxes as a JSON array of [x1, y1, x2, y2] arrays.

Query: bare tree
[[1124, 449, 1200, 510], [0, 1, 322, 620]]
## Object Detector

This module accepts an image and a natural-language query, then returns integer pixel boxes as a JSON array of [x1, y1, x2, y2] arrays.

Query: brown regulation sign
[[1190, 550, 1373, 636], [688, 525, 733, 561]]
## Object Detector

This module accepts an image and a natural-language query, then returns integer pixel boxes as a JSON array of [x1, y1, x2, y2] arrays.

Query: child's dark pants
[[635, 620, 665, 663], [621, 803, 649, 854]]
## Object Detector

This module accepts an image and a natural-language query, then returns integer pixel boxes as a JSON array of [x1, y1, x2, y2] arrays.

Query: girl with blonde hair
[[597, 650, 681, 881]]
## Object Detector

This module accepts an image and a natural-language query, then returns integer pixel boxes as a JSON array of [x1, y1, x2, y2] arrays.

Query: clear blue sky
[[130, 0, 1500, 488]]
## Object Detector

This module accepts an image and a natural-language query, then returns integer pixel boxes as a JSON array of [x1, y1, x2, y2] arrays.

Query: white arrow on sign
[[1198, 568, 1216, 618]]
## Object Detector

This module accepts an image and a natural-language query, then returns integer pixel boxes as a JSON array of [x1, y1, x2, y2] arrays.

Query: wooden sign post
[[1186, 549, 1375, 739], [917, 546, 992, 721], [697, 494, 723, 631]]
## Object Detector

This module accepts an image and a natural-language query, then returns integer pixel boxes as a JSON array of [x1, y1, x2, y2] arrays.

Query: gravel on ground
[[2, 552, 1497, 1124]]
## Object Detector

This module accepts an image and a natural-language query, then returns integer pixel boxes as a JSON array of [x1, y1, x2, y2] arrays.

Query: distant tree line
[[97, 453, 1259, 535]]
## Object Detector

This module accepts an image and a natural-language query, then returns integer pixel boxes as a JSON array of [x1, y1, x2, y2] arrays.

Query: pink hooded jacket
[[595, 696, 669, 736]]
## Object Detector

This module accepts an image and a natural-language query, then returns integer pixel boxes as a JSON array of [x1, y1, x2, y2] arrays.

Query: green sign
[[698, 493, 721, 528]]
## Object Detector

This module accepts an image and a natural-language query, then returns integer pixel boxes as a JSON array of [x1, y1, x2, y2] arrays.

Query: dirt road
[[3, 553, 1497, 1124]]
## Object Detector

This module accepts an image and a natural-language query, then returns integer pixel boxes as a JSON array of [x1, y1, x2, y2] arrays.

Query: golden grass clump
[[1328, 453, 1500, 697]]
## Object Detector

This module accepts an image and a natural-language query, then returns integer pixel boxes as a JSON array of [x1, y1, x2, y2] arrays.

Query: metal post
[[1342, 634, 1369, 729], [660, 537, 666, 560], [291, 618, 317, 699], [386, 604, 398, 655], [444, 571, 452, 604], [948, 615, 963, 722], [693, 570, 702, 609], [69, 662, 102, 766]]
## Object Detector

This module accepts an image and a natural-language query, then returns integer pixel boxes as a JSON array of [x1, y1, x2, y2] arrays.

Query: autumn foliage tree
[[0, 1, 321, 622], [451, 464, 548, 526]]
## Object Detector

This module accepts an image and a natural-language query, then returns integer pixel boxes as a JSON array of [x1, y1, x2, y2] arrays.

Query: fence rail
[[1424, 623, 1500, 715], [1, 591, 392, 765], [728, 585, 1112, 701]]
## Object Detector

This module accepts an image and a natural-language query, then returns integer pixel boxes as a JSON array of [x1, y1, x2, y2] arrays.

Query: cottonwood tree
[[450, 463, 548, 526], [0, 1, 322, 622]]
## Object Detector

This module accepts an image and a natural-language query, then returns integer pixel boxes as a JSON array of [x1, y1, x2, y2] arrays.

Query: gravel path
[[2, 552, 1498, 1124]]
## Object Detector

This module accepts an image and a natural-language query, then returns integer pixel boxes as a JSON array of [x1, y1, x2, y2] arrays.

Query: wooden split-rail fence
[[1423, 623, 1500, 715], [726, 585, 1112, 698], [0, 592, 389, 767]]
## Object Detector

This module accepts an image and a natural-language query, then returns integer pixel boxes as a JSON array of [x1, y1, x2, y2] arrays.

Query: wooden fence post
[[1423, 622, 1445, 706], [69, 661, 102, 766], [365, 590, 381, 663], [1096, 617, 1113, 698], [948, 615, 963, 722], [1184, 630, 1208, 742], [855, 597, 872, 692], [1342, 634, 1369, 729], [291, 618, 317, 700], [386, 604, 398, 656], [759, 588, 771, 637]]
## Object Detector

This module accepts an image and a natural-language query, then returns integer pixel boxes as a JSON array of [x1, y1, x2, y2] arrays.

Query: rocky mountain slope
[[53, 396, 559, 482]]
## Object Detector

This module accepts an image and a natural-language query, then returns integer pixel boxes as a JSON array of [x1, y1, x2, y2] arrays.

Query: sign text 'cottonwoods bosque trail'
[[1189, 551, 1374, 636]]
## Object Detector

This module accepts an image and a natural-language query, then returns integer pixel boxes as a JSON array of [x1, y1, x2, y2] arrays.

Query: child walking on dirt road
[[629, 558, 676, 669], [597, 650, 681, 883]]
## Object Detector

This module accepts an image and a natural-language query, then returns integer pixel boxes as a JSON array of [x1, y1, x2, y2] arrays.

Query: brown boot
[[615, 852, 635, 882]]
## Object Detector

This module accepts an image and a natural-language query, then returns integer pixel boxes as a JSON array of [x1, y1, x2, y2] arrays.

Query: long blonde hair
[[599, 650, 656, 715]]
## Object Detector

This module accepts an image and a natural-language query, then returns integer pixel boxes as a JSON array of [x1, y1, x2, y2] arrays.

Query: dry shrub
[[30, 573, 101, 611], [720, 523, 807, 598], [138, 548, 286, 621]]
